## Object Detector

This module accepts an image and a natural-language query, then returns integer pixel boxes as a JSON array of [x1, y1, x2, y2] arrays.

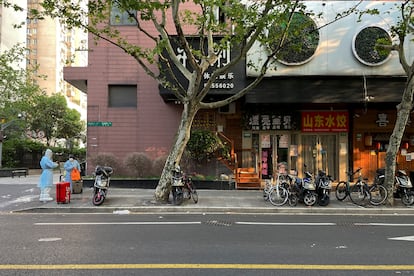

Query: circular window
[[352, 26, 392, 66], [268, 13, 319, 65]]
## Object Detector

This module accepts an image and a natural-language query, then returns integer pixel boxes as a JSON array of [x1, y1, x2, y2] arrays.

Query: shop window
[[110, 4, 136, 26], [193, 111, 216, 131], [108, 85, 137, 107], [352, 26, 392, 66], [268, 12, 319, 65]]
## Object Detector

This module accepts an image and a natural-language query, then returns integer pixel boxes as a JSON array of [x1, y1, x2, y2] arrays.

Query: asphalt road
[[0, 184, 39, 212], [1, 213, 414, 275]]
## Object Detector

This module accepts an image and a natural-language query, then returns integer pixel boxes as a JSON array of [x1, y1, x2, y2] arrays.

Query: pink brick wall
[[85, 30, 182, 172], [68, 2, 207, 173]]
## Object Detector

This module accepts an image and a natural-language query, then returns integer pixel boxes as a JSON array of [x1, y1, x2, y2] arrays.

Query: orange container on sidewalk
[[56, 181, 71, 204]]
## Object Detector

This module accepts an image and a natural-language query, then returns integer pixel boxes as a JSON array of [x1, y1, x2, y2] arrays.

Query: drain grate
[[204, 220, 233, 227]]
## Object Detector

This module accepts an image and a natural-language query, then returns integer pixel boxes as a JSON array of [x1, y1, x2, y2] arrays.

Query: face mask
[[69, 158, 74, 161]]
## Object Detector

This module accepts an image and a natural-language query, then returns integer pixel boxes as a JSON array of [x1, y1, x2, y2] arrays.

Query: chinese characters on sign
[[176, 43, 235, 90], [247, 114, 295, 130], [302, 111, 348, 132], [376, 113, 389, 127]]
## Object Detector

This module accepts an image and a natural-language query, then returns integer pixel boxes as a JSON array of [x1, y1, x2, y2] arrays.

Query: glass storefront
[[301, 134, 338, 178], [242, 132, 343, 180]]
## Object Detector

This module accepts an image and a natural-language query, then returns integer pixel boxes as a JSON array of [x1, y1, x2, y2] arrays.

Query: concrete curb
[[2, 174, 414, 215], [13, 205, 414, 215]]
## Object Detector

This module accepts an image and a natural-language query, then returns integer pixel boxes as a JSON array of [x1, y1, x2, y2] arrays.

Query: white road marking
[[236, 222, 336, 226], [355, 223, 414, 226], [33, 221, 414, 228], [38, 237, 62, 242], [35, 221, 202, 226], [388, 236, 414, 241]]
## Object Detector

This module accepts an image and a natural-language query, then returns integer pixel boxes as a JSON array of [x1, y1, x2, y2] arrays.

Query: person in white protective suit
[[63, 154, 81, 192], [38, 149, 58, 202]]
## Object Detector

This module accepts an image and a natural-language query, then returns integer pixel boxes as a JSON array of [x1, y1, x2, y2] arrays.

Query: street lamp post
[[0, 114, 22, 168]]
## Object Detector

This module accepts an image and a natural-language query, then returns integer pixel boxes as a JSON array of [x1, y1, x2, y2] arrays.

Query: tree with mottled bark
[[378, 1, 414, 205]]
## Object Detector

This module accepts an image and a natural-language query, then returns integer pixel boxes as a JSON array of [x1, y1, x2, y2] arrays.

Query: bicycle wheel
[[335, 181, 348, 201], [350, 182, 371, 206], [288, 193, 298, 207], [189, 183, 198, 204], [269, 186, 288, 206], [183, 187, 191, 200], [263, 182, 271, 201], [369, 184, 387, 206]]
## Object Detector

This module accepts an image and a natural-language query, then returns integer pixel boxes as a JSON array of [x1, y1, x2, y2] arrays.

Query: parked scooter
[[375, 168, 414, 206], [92, 165, 113, 206], [294, 165, 317, 206], [314, 169, 333, 206]]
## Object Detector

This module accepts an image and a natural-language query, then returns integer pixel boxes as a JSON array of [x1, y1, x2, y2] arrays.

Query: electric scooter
[[92, 165, 113, 206]]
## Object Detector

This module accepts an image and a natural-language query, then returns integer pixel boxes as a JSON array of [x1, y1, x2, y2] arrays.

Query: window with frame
[[268, 12, 319, 65], [108, 85, 137, 107], [110, 4, 136, 26], [352, 26, 392, 66]]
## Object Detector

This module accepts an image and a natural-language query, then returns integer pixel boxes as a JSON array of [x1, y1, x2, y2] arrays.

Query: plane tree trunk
[[384, 76, 414, 205], [154, 101, 199, 202]]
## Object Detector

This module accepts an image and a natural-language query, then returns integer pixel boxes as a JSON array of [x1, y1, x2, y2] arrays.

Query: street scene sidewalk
[[1, 172, 413, 215]]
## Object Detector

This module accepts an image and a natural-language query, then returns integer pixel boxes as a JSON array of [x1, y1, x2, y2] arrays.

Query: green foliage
[[28, 94, 84, 145], [56, 107, 85, 144], [3, 138, 45, 168], [69, 148, 86, 161], [2, 137, 85, 168], [269, 12, 320, 64], [0, 44, 44, 130], [354, 26, 392, 64], [186, 130, 224, 162], [124, 152, 152, 178]]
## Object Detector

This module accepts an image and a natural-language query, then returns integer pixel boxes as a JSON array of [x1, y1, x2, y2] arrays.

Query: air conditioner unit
[[219, 102, 236, 114]]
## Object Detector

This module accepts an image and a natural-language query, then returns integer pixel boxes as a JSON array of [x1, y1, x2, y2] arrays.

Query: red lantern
[[404, 142, 409, 150], [376, 142, 381, 151]]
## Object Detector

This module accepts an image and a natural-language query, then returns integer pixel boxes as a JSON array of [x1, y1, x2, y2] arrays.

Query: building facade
[[26, 0, 87, 122], [0, 0, 26, 63], [64, 1, 413, 182]]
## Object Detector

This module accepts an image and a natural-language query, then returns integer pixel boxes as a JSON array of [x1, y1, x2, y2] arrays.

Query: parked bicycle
[[171, 164, 198, 205], [263, 179, 273, 202], [182, 171, 198, 204], [268, 173, 297, 207], [335, 168, 372, 206], [369, 169, 388, 206]]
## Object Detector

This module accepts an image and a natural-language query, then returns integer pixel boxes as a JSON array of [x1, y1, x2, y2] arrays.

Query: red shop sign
[[302, 111, 349, 132]]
